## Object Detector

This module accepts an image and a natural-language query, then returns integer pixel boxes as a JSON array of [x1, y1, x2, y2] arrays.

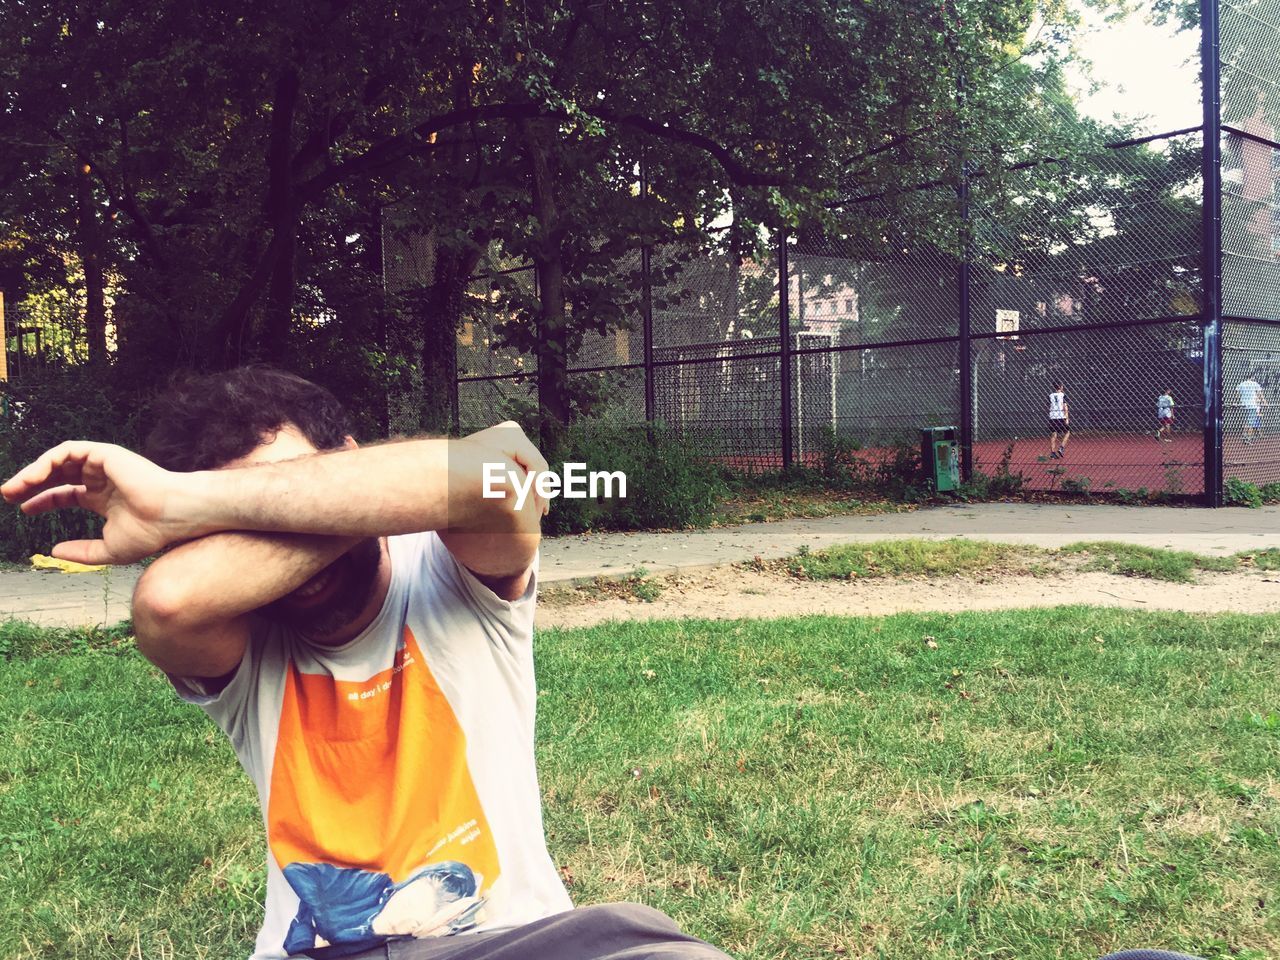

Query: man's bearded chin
[[258, 538, 384, 639]]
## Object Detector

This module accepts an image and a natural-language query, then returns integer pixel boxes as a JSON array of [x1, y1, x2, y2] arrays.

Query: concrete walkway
[[4, 502, 1279, 628]]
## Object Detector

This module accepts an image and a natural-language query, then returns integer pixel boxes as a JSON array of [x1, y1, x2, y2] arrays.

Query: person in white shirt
[[0, 366, 731, 960], [1048, 382, 1070, 460], [1237, 375, 1266, 445], [1155, 389, 1175, 443]]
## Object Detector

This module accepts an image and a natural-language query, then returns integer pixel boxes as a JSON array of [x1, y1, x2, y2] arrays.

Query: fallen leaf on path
[[30, 554, 107, 574]]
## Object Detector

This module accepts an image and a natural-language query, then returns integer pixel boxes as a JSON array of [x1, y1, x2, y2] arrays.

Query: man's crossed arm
[[1, 423, 548, 677]]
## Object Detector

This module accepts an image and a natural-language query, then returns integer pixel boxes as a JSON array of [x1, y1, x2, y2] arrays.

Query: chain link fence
[[1220, 0, 1280, 490], [449, 1, 1280, 503], [456, 137, 1213, 496], [442, 0, 1274, 504]]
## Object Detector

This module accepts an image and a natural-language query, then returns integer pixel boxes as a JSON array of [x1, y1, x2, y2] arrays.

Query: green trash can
[[921, 427, 960, 493]]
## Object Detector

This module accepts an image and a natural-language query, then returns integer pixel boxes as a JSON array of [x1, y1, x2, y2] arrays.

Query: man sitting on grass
[[1, 366, 730, 960]]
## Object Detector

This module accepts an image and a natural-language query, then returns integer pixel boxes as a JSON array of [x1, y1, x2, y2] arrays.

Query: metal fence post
[[778, 228, 794, 470], [450, 376, 460, 435], [957, 70, 974, 481], [958, 236, 973, 480], [640, 151, 656, 425], [1201, 0, 1224, 506]]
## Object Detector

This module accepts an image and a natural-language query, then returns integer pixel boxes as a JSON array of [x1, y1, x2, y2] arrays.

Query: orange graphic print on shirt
[[267, 626, 500, 952]]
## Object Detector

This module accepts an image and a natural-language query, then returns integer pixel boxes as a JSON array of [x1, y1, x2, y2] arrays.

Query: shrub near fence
[[541, 421, 727, 536]]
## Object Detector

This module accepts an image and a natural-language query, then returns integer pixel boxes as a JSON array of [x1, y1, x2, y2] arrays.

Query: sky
[[1066, 5, 1202, 134]]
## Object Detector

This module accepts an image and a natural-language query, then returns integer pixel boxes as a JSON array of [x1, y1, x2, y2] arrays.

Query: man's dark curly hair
[[144, 365, 353, 471]]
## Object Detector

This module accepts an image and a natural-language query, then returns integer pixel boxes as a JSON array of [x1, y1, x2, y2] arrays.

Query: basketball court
[[974, 431, 1207, 495], [718, 425, 1280, 498]]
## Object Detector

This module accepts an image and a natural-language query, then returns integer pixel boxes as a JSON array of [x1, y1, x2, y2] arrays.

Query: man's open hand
[[0, 441, 187, 564]]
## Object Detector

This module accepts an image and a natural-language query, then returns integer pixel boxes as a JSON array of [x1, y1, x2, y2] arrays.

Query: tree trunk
[[262, 217, 297, 363], [521, 120, 570, 452], [261, 70, 301, 363], [212, 234, 279, 367], [74, 159, 108, 364], [533, 255, 569, 448], [364, 207, 391, 435]]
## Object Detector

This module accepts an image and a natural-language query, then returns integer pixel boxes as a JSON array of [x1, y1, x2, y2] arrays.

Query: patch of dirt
[[536, 564, 1280, 630]]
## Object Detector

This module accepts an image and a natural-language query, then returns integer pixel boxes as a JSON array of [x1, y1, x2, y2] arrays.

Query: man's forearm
[[0, 425, 542, 573], [176, 438, 524, 540], [134, 531, 359, 630]]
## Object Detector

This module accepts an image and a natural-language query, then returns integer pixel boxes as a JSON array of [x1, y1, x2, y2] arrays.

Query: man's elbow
[[133, 567, 181, 623], [131, 569, 248, 678], [131, 569, 194, 656]]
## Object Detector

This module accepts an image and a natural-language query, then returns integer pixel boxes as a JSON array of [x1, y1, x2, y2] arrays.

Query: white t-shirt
[[1157, 394, 1174, 417], [172, 532, 571, 959], [1238, 379, 1263, 409], [1048, 391, 1067, 420]]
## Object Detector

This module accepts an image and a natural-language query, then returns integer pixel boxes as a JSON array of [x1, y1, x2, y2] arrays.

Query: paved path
[[5, 502, 1279, 628]]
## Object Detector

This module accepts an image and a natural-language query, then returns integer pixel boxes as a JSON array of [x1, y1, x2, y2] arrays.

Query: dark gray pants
[[352, 903, 732, 960]]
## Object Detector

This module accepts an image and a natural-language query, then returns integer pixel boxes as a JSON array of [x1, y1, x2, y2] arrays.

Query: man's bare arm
[[2, 425, 546, 588], [176, 434, 544, 586], [131, 531, 358, 679]]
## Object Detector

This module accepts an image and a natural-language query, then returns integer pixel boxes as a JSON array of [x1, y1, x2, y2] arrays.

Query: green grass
[[1237, 547, 1280, 572], [546, 567, 666, 605], [547, 568, 665, 604], [776, 539, 1274, 585], [784, 538, 1036, 580], [0, 618, 135, 661], [3, 610, 1279, 959], [623, 567, 664, 603], [1061, 542, 1237, 583]]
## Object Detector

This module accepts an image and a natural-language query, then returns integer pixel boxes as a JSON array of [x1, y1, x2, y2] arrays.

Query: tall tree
[[1, 0, 1129, 433]]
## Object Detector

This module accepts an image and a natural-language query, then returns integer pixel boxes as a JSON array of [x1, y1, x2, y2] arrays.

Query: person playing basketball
[[1155, 388, 1175, 443], [1237, 373, 1266, 445], [1048, 382, 1070, 459]]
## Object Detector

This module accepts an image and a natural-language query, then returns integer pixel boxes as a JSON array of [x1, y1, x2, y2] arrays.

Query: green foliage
[[1223, 477, 1280, 510], [804, 431, 929, 501], [1239, 548, 1280, 571], [621, 568, 663, 603], [0, 641, 263, 956], [541, 421, 728, 535], [1248, 711, 1280, 732], [1059, 476, 1092, 495], [958, 443, 1027, 499], [815, 427, 866, 482], [1162, 461, 1187, 497], [1230, 480, 1280, 508], [1226, 478, 1264, 509], [1112, 487, 1152, 505], [1, 0, 1149, 439]]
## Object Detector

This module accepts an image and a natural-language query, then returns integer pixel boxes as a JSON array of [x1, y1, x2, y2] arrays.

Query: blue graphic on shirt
[[282, 860, 483, 955]]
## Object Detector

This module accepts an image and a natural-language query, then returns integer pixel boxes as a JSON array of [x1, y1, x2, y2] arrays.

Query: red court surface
[[972, 433, 1205, 495], [718, 430, 1280, 496]]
